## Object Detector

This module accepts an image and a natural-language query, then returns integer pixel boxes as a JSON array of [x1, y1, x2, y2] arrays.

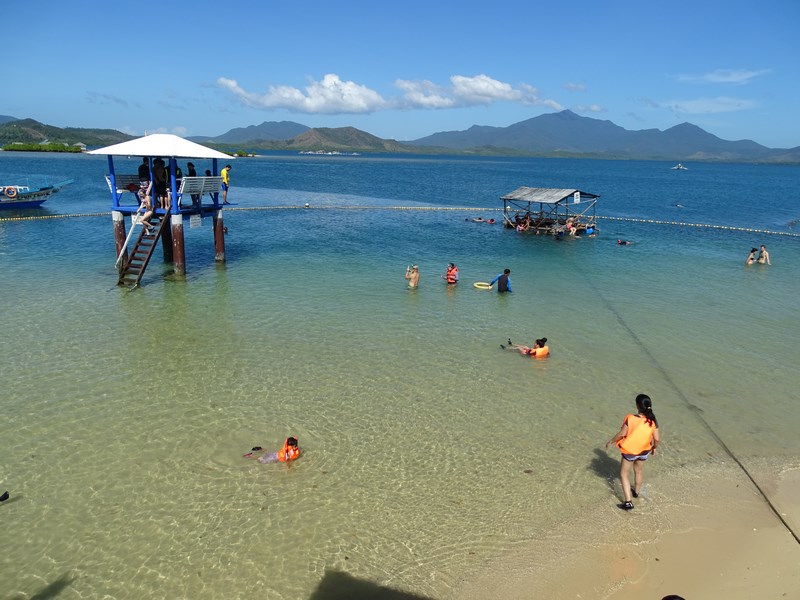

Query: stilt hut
[[500, 187, 599, 237], [88, 135, 234, 286]]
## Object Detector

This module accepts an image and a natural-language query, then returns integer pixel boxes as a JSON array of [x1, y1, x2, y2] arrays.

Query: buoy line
[[1, 206, 797, 237]]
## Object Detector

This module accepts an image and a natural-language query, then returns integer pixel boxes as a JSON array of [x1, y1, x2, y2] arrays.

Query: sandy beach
[[455, 464, 800, 599]]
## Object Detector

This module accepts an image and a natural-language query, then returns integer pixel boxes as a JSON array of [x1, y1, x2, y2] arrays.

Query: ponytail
[[635, 393, 658, 427]]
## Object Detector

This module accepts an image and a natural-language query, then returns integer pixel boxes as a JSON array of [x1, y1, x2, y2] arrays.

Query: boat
[[671, 163, 688, 170], [0, 179, 73, 209]]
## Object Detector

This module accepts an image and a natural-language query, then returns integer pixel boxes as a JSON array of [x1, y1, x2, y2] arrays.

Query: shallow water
[[1, 152, 799, 598]]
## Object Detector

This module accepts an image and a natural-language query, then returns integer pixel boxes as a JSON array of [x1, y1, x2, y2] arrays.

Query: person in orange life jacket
[[606, 394, 660, 511], [490, 268, 511, 292], [443, 263, 459, 284], [243, 437, 301, 463], [503, 337, 549, 358]]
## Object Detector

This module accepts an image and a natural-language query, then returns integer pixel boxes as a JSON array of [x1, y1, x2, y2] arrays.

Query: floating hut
[[88, 135, 233, 286], [500, 187, 599, 237]]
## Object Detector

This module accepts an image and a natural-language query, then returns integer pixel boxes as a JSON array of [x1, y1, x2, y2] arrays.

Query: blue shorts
[[221, 183, 229, 191], [622, 451, 651, 462]]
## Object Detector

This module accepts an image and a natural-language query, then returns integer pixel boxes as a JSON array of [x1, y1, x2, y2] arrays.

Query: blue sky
[[4, 0, 798, 147]]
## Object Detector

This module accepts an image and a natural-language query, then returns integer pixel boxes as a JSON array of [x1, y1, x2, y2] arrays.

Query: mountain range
[[1, 112, 798, 163]]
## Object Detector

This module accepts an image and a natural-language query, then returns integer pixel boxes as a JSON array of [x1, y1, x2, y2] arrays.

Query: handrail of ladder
[[115, 205, 145, 269]]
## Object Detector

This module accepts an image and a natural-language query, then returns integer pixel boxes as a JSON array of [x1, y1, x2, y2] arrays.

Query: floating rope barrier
[[0, 212, 106, 222], [1, 206, 797, 237], [596, 214, 800, 237]]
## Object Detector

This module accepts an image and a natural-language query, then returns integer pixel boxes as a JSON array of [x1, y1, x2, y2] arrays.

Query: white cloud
[[677, 69, 770, 85], [573, 104, 605, 114], [217, 74, 386, 114], [664, 96, 757, 114], [87, 92, 137, 108], [219, 73, 563, 114], [450, 74, 523, 104], [563, 82, 586, 93], [394, 79, 455, 108]]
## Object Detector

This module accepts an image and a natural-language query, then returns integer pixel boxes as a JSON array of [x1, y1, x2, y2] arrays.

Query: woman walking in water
[[606, 394, 660, 510]]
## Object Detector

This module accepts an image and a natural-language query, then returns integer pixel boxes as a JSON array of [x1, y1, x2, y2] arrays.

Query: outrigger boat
[[0, 179, 73, 209]]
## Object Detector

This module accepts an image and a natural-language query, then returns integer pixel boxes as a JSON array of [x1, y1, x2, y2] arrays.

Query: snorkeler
[[244, 437, 301, 463]]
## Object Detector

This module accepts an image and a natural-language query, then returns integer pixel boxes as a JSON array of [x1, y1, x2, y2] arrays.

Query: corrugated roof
[[500, 187, 599, 204], [88, 133, 233, 160]]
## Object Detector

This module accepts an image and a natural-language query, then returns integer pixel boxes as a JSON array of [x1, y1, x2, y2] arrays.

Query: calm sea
[[1, 151, 799, 599]]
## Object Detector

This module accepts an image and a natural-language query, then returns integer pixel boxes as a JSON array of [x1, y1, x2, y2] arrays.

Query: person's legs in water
[[632, 459, 645, 498], [618, 458, 634, 509], [258, 452, 278, 464]]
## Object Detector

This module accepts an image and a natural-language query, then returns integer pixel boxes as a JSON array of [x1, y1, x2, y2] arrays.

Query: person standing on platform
[[186, 162, 200, 207], [490, 268, 512, 293], [138, 157, 150, 182], [221, 164, 232, 204], [153, 158, 168, 209]]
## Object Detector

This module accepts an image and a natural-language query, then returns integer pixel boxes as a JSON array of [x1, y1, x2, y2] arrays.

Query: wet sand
[[454, 464, 800, 599]]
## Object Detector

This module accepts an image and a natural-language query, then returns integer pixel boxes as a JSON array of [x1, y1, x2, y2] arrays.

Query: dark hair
[[535, 337, 547, 347], [504, 268, 511, 274], [635, 394, 658, 427], [750, 248, 758, 253], [286, 437, 298, 447]]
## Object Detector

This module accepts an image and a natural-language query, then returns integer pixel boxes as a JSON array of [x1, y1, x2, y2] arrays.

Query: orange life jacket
[[446, 266, 459, 284], [617, 414, 656, 455], [277, 441, 301, 462], [532, 345, 550, 359]]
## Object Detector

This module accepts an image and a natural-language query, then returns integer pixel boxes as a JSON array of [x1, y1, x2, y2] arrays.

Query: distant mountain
[[411, 110, 798, 162], [211, 126, 414, 154], [191, 121, 310, 144], [3, 112, 799, 163], [0, 118, 133, 146]]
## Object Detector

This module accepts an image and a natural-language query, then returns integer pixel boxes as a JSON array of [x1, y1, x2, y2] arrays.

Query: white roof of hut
[[88, 133, 233, 160], [500, 187, 599, 204]]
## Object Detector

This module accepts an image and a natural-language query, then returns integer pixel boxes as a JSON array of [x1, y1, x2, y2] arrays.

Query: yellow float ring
[[473, 282, 492, 290], [4, 186, 18, 198]]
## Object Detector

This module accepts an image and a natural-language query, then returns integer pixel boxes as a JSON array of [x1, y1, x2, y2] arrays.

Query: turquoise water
[[1, 152, 799, 598]]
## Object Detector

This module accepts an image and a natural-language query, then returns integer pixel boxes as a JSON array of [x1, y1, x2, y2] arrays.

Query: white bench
[[178, 176, 223, 197], [105, 174, 144, 195]]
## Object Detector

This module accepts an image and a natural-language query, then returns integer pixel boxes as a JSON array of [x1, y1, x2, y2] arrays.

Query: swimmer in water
[[244, 437, 301, 463], [745, 248, 758, 265], [501, 337, 550, 358]]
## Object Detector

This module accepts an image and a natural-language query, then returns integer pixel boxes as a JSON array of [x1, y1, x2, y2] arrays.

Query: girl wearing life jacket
[[501, 337, 549, 359], [606, 394, 660, 511], [444, 263, 459, 284], [244, 437, 301, 463]]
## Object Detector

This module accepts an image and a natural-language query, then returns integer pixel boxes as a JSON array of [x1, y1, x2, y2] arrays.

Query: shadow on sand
[[308, 570, 436, 600], [27, 571, 77, 600], [588, 447, 620, 491]]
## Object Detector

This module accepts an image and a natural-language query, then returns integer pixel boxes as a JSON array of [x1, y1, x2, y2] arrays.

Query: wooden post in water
[[171, 213, 186, 275], [213, 208, 226, 262], [112, 210, 128, 267], [161, 218, 174, 264]]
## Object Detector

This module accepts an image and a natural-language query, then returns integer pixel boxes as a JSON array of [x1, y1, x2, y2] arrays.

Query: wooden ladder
[[118, 208, 170, 287]]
